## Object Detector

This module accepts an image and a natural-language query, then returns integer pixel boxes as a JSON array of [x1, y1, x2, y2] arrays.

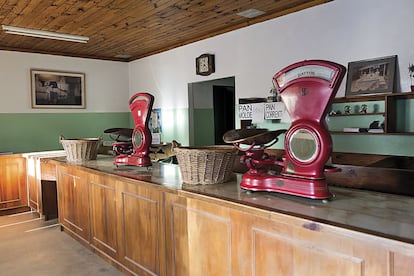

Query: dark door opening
[[213, 85, 235, 144]]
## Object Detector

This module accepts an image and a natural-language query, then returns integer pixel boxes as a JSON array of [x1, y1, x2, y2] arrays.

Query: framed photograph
[[345, 55, 397, 96], [31, 69, 85, 108]]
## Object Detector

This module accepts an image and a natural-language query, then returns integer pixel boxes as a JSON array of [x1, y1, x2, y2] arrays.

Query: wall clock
[[196, 54, 215, 76]]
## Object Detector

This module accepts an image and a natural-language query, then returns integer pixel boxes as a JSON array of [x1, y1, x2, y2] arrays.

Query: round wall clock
[[196, 54, 215, 76]]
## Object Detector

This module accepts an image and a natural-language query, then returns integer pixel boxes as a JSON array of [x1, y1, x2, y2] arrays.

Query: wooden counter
[[53, 155, 414, 276]]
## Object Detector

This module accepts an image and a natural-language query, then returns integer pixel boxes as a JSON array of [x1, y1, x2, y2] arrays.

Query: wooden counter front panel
[[164, 193, 232, 276], [247, 226, 362, 275], [116, 179, 165, 276], [57, 166, 90, 242], [230, 206, 392, 276], [0, 154, 27, 211], [393, 251, 414, 275], [88, 173, 118, 259]]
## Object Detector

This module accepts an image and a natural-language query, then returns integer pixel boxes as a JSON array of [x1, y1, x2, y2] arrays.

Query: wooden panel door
[[164, 193, 232, 276], [392, 251, 414, 276], [230, 208, 391, 276], [0, 154, 27, 211], [88, 173, 118, 259], [249, 226, 363, 275], [116, 179, 165, 276], [56, 165, 90, 242]]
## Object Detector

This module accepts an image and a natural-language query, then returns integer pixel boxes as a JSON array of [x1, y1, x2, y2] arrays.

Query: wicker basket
[[174, 146, 237, 185], [60, 135, 102, 162]]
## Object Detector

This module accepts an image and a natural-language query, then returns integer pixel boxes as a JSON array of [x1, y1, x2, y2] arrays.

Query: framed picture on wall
[[31, 69, 86, 109], [345, 55, 397, 96]]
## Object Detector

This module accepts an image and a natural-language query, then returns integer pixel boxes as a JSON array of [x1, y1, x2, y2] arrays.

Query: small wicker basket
[[174, 146, 237, 185], [60, 135, 102, 162]]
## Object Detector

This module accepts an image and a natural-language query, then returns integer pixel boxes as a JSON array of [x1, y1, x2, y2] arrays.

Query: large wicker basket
[[60, 135, 102, 162], [174, 146, 237, 185]]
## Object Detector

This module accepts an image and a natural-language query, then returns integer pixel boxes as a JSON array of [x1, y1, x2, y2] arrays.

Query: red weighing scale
[[114, 92, 154, 167], [224, 60, 346, 199]]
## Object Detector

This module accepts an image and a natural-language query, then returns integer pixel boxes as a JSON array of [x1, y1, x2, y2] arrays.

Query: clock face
[[199, 57, 209, 73], [196, 54, 214, 76]]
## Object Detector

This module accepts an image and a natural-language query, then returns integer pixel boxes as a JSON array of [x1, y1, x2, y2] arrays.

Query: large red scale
[[224, 60, 346, 199]]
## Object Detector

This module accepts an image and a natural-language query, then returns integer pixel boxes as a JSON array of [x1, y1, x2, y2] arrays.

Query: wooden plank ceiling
[[0, 0, 332, 62]]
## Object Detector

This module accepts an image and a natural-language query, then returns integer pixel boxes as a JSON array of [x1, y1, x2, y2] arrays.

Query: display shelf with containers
[[328, 92, 414, 135]]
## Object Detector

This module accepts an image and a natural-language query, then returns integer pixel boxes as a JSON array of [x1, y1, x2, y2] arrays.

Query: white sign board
[[239, 102, 286, 122], [264, 102, 285, 120], [239, 104, 254, 120]]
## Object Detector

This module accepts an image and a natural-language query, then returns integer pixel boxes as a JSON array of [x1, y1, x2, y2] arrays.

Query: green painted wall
[[0, 113, 130, 153], [0, 108, 191, 153]]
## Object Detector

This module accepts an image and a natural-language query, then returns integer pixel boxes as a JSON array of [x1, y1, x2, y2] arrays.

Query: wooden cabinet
[[57, 165, 90, 242], [55, 162, 414, 276], [24, 152, 64, 219], [0, 154, 27, 212], [329, 92, 414, 135]]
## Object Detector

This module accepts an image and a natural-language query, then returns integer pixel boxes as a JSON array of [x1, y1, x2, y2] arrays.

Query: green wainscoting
[[331, 134, 414, 156], [257, 119, 414, 156], [193, 108, 214, 146], [0, 113, 131, 153]]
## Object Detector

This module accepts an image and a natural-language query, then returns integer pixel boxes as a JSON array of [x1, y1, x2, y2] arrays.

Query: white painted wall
[[129, 0, 414, 108], [0, 50, 129, 113]]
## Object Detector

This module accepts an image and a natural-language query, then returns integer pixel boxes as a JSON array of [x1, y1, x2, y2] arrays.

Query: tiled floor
[[0, 211, 124, 275]]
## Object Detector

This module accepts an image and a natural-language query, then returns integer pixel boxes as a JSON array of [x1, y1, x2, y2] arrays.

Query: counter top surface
[[57, 155, 414, 244]]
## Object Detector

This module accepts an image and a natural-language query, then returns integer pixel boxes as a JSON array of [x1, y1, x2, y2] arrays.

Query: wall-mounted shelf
[[329, 112, 385, 117], [329, 92, 414, 135]]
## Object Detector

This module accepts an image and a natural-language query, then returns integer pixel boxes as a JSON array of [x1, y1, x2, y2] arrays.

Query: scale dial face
[[134, 131, 142, 147], [275, 65, 336, 88], [288, 128, 319, 163]]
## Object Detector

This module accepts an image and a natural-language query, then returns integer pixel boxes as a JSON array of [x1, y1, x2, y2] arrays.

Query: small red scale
[[114, 92, 154, 167], [224, 60, 346, 200]]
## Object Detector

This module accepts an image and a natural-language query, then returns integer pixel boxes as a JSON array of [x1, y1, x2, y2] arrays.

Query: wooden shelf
[[330, 131, 384, 135], [330, 92, 414, 135], [329, 112, 385, 117], [331, 131, 414, 136], [333, 91, 414, 103]]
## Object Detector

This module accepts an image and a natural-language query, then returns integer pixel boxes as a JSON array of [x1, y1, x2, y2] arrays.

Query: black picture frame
[[345, 55, 397, 96], [31, 69, 86, 109]]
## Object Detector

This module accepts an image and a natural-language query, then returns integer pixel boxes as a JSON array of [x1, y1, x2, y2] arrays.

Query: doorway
[[213, 85, 235, 144], [188, 77, 235, 146]]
